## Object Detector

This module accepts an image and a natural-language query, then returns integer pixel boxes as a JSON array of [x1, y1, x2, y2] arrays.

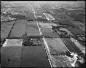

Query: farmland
[[1, 1, 85, 67]]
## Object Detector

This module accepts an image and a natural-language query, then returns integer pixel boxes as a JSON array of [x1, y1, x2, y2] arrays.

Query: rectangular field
[[26, 22, 40, 36], [1, 46, 22, 67], [45, 38, 67, 55], [1, 38, 50, 67], [21, 46, 50, 67], [9, 20, 26, 38], [1, 21, 15, 40], [41, 28, 59, 38]]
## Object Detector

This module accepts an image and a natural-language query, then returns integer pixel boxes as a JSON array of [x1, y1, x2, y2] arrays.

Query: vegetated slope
[[56, 8, 85, 34], [40, 2, 85, 35], [1, 1, 35, 21], [67, 9, 85, 23], [45, 8, 85, 35]]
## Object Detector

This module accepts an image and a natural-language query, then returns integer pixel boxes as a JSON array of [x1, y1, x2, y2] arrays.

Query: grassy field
[[26, 22, 40, 36], [1, 46, 22, 67], [21, 46, 50, 67], [1, 38, 50, 67], [45, 38, 67, 55], [1, 21, 15, 40], [41, 28, 59, 38], [52, 55, 72, 67], [9, 20, 26, 38]]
